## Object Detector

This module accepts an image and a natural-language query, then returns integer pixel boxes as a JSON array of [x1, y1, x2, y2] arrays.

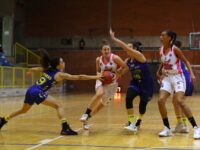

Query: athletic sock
[[4, 116, 9, 122], [188, 117, 197, 128], [61, 118, 68, 129], [128, 115, 135, 124], [162, 118, 170, 129], [182, 117, 187, 125], [177, 117, 183, 124], [85, 108, 92, 117]]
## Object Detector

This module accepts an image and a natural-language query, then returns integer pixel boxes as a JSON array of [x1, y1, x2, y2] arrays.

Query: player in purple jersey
[[0, 49, 102, 135], [110, 29, 154, 133]]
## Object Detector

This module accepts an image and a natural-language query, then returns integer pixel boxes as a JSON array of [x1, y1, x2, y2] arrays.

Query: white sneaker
[[80, 114, 89, 122], [125, 120, 141, 130], [83, 122, 90, 130], [171, 123, 189, 133], [193, 126, 200, 139], [159, 126, 173, 137], [182, 125, 189, 133], [124, 123, 138, 132]]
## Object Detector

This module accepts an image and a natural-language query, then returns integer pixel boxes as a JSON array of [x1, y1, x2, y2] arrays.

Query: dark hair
[[39, 49, 60, 70], [130, 41, 142, 52], [164, 30, 177, 46], [101, 39, 110, 48], [50, 57, 60, 70], [174, 40, 182, 48]]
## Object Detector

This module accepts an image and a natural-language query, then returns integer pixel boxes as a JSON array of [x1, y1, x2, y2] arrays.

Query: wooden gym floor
[[1, 92, 200, 150]]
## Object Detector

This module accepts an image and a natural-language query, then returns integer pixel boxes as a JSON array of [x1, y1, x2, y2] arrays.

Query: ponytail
[[174, 41, 182, 48], [39, 49, 60, 70], [171, 32, 177, 46], [131, 41, 142, 52], [165, 30, 177, 47], [50, 57, 60, 70], [39, 49, 50, 69]]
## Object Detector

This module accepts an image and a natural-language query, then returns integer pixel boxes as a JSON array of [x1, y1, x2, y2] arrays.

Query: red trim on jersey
[[163, 48, 171, 56], [101, 53, 112, 65]]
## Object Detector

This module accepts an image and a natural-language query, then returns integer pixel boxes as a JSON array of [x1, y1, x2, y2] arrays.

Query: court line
[[26, 135, 63, 150], [25, 127, 84, 150], [1, 141, 200, 150]]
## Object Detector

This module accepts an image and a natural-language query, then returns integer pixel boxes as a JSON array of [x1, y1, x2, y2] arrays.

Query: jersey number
[[36, 77, 46, 85]]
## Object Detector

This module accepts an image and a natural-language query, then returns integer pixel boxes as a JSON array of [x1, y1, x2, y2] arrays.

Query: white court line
[[25, 126, 86, 150], [26, 136, 63, 150]]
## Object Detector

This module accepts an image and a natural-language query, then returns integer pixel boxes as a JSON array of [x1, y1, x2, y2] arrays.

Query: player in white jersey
[[80, 40, 126, 129], [156, 30, 200, 139]]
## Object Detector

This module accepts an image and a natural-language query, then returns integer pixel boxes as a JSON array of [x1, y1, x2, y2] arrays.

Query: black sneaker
[[0, 117, 7, 130], [60, 124, 78, 135]]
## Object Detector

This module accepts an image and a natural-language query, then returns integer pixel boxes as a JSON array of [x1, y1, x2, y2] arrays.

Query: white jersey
[[160, 45, 185, 94], [99, 53, 118, 72], [160, 45, 182, 74], [96, 53, 118, 105]]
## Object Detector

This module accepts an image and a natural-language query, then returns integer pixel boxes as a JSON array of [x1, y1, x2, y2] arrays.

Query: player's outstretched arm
[[27, 67, 44, 75], [56, 72, 103, 81], [110, 29, 146, 63]]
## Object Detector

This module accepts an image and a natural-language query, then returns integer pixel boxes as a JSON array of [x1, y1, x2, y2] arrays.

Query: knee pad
[[125, 89, 138, 109], [139, 100, 148, 114], [126, 96, 133, 109]]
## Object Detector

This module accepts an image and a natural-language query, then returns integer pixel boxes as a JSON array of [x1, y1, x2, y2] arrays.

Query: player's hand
[[156, 74, 164, 84], [26, 71, 32, 76], [97, 72, 104, 81], [61, 62, 65, 72], [109, 29, 116, 40], [112, 73, 119, 81]]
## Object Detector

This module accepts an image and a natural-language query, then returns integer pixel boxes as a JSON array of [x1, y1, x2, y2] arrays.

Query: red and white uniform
[[160, 45, 185, 94], [96, 53, 118, 105], [99, 53, 118, 72]]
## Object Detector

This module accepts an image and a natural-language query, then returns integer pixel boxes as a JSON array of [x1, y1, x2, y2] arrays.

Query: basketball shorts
[[95, 80, 118, 106], [24, 86, 48, 105], [160, 74, 185, 94]]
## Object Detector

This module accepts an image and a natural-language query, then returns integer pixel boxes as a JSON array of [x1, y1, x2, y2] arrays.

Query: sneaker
[[172, 123, 189, 133], [83, 122, 90, 130], [0, 117, 7, 130], [124, 123, 138, 132], [193, 126, 200, 139], [182, 125, 189, 133], [159, 126, 173, 137], [80, 114, 89, 122], [125, 119, 141, 130], [125, 121, 131, 127], [60, 124, 78, 135]]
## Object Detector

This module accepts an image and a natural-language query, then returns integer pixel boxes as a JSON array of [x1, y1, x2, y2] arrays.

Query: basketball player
[[80, 39, 126, 129], [0, 49, 102, 135], [172, 41, 193, 133], [110, 29, 154, 133], [157, 30, 200, 139], [157, 41, 193, 133]]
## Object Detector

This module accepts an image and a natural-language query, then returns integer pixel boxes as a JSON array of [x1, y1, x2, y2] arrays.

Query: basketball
[[102, 71, 114, 85]]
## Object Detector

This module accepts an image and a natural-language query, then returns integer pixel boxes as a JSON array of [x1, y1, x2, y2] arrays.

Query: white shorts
[[160, 74, 186, 94], [95, 80, 118, 106]]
